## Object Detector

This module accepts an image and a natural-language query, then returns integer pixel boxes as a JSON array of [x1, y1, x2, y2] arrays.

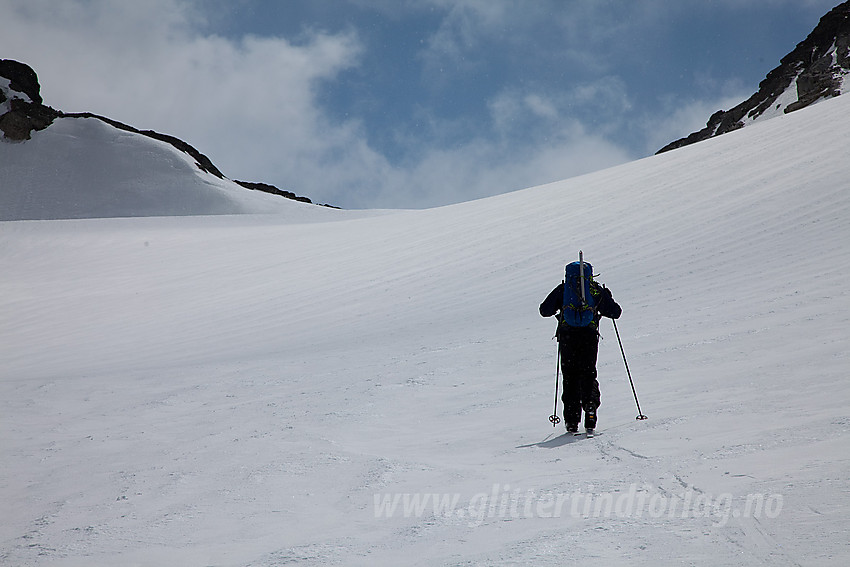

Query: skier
[[539, 259, 622, 434]]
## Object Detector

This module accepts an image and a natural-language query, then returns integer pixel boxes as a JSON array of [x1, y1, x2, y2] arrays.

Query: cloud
[[362, 109, 632, 209], [524, 94, 559, 120]]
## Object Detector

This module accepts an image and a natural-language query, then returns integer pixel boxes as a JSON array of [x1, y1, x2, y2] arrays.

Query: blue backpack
[[561, 260, 598, 327]]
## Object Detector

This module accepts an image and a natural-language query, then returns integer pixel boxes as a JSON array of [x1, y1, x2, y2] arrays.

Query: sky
[[0, 0, 841, 209]]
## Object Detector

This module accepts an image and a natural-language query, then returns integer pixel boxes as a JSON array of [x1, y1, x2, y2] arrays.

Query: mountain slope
[[1, 60, 326, 220], [0, 115, 345, 221], [658, 0, 850, 153], [1, 94, 849, 565]]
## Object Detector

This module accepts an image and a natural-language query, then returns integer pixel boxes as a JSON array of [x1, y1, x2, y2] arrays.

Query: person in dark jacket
[[539, 271, 621, 433]]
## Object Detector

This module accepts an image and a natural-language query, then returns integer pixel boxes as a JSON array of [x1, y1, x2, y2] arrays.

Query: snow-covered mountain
[[1, 60, 323, 221], [2, 73, 849, 566], [658, 0, 850, 153]]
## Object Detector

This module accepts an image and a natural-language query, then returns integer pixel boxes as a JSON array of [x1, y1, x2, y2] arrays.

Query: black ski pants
[[558, 326, 600, 426]]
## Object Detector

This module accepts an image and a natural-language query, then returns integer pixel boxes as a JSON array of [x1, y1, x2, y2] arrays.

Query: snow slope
[[1, 94, 849, 566], [0, 116, 354, 221]]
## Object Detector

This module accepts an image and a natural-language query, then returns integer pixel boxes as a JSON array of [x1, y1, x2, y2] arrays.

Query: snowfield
[[1, 94, 849, 566]]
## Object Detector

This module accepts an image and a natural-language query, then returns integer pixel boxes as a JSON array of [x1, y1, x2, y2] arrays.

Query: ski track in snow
[[2, 96, 850, 565]]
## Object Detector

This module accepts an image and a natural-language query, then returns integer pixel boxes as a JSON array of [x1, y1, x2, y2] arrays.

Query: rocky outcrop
[[234, 180, 312, 204], [0, 59, 61, 141], [658, 1, 850, 154], [0, 59, 42, 104], [1, 60, 227, 177]]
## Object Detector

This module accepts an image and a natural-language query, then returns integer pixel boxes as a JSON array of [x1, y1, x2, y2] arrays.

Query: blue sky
[[0, 0, 840, 208]]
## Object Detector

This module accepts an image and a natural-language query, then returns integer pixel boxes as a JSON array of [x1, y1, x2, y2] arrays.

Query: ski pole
[[549, 344, 561, 426], [612, 319, 648, 420], [579, 250, 586, 305]]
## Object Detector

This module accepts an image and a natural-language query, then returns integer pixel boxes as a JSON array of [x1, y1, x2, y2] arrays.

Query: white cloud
[[524, 94, 559, 120], [487, 91, 524, 135], [366, 117, 632, 209]]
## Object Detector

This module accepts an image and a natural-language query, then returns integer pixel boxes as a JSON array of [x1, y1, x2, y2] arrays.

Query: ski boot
[[584, 407, 597, 436]]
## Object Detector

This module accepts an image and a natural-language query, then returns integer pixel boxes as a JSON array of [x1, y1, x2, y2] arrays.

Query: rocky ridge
[[658, 1, 850, 154]]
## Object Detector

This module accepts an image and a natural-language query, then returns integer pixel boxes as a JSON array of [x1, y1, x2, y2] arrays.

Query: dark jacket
[[539, 282, 622, 331]]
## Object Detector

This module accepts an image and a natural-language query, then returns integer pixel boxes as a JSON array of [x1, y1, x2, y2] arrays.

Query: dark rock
[[234, 180, 313, 204], [0, 59, 43, 105], [0, 59, 60, 140], [0, 100, 61, 141], [233, 181, 340, 208]]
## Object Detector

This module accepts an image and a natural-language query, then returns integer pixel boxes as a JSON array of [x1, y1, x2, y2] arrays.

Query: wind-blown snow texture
[[2, 95, 849, 566]]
